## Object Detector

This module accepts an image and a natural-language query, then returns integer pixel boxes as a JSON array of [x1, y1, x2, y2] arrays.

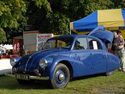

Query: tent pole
[[70, 29, 71, 35]]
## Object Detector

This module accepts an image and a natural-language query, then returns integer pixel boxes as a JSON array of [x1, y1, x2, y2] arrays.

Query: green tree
[[68, 0, 86, 20], [47, 12, 70, 34], [0, 28, 6, 43], [84, 0, 113, 15], [25, 0, 51, 32], [0, 0, 26, 43], [1, 0, 125, 42], [113, 0, 125, 8]]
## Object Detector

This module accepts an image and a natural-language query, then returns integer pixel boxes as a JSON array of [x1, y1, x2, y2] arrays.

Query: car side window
[[88, 38, 102, 50], [74, 38, 87, 50]]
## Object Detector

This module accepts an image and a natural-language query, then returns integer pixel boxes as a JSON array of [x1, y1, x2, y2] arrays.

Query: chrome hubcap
[[58, 73, 65, 81], [56, 70, 65, 83]]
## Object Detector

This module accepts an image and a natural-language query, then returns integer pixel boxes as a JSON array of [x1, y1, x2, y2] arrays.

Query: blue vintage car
[[10, 30, 120, 89]]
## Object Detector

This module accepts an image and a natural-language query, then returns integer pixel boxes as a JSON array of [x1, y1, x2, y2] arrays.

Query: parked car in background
[[0, 49, 4, 55], [10, 29, 120, 89], [0, 47, 6, 57], [0, 44, 13, 59]]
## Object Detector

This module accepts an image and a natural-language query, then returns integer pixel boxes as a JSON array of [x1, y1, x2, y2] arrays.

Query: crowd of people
[[112, 30, 125, 72]]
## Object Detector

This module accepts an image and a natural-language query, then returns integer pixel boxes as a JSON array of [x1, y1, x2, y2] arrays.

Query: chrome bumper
[[6, 73, 49, 80]]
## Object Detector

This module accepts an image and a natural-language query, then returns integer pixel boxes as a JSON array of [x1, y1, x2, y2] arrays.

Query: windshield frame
[[42, 35, 74, 50]]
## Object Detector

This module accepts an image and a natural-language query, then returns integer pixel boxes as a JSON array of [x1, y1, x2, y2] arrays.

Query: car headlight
[[10, 58, 17, 66], [39, 59, 48, 69]]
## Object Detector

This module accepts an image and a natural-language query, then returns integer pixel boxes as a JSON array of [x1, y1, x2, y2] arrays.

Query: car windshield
[[43, 36, 74, 50]]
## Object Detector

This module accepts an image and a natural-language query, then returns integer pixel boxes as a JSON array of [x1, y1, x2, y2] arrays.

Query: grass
[[0, 71, 125, 94]]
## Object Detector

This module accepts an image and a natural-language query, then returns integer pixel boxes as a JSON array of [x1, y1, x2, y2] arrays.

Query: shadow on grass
[[71, 73, 105, 81], [0, 74, 105, 90], [0, 75, 52, 90]]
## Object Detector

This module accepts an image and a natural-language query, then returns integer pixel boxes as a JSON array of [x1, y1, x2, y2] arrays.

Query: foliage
[[113, 0, 125, 8], [25, 0, 52, 33], [32, 0, 51, 12], [0, 0, 125, 43], [0, 0, 26, 43], [47, 12, 70, 34], [25, 0, 116, 35], [0, 28, 6, 43], [84, 0, 113, 15], [68, 0, 86, 20]]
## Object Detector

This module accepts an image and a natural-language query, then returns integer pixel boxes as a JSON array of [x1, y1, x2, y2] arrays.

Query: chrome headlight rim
[[39, 59, 48, 69], [10, 58, 17, 66]]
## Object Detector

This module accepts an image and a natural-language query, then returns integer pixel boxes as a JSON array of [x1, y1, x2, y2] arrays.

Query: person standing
[[114, 30, 125, 72], [111, 32, 118, 54]]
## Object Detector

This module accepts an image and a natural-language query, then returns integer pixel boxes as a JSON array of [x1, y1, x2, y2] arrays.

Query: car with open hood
[[10, 28, 120, 89]]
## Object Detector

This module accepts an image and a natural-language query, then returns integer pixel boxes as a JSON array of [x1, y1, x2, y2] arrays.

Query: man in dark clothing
[[113, 31, 125, 72]]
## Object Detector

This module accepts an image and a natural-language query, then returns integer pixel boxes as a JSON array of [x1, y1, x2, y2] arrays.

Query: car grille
[[15, 56, 39, 73], [18, 56, 29, 65]]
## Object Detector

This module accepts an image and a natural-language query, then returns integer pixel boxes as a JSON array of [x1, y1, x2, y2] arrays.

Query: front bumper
[[6, 73, 49, 80]]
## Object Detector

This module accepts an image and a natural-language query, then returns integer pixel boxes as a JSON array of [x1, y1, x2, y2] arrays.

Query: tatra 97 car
[[10, 30, 120, 89]]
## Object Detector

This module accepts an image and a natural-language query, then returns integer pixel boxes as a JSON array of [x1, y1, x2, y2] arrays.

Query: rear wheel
[[50, 63, 70, 89]]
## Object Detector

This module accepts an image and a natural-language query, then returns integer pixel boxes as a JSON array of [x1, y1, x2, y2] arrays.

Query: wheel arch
[[59, 60, 73, 79], [49, 60, 73, 80]]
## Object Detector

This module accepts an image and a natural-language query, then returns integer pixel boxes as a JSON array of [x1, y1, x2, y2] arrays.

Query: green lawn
[[0, 71, 125, 94]]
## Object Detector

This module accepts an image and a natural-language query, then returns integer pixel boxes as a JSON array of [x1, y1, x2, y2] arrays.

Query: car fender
[[48, 55, 73, 80], [106, 52, 120, 71]]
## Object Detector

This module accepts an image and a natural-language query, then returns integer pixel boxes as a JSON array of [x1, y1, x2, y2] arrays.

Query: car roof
[[54, 31, 113, 43], [49, 30, 113, 44], [54, 34, 87, 39], [49, 34, 95, 42]]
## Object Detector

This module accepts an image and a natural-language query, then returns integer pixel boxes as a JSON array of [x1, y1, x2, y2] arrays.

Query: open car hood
[[89, 26, 114, 43]]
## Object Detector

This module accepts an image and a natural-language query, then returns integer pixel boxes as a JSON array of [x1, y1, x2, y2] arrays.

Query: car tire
[[17, 79, 31, 85], [50, 63, 70, 89]]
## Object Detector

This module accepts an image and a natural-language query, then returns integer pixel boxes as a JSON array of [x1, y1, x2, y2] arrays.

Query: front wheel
[[50, 63, 70, 89]]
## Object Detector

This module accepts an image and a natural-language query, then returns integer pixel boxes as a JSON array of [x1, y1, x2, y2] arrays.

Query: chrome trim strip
[[5, 73, 49, 80]]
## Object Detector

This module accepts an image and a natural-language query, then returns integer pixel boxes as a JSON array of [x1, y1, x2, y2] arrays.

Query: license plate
[[15, 74, 29, 80]]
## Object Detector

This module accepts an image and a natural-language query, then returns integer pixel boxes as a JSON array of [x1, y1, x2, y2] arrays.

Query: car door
[[71, 37, 108, 77], [71, 37, 94, 76], [87, 37, 107, 74]]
